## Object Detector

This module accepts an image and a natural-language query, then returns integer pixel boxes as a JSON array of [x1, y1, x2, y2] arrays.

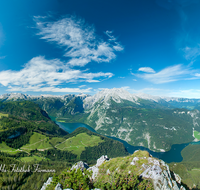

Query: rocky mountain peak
[[0, 93, 30, 100], [45, 151, 186, 190], [84, 88, 138, 109]]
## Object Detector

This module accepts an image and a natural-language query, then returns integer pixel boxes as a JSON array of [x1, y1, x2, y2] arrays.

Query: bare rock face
[[55, 183, 62, 190], [88, 155, 109, 180], [96, 155, 109, 167], [71, 161, 89, 171], [40, 177, 53, 190], [139, 158, 185, 190]]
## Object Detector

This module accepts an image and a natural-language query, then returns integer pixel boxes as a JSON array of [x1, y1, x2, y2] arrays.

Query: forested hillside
[[0, 100, 129, 189]]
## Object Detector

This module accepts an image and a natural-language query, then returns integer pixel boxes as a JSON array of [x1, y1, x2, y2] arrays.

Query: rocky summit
[[43, 150, 186, 190]]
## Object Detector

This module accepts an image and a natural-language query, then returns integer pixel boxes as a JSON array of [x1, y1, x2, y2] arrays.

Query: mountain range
[[1, 88, 200, 152]]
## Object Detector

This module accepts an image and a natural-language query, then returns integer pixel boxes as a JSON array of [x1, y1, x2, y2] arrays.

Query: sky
[[1, 0, 200, 98]]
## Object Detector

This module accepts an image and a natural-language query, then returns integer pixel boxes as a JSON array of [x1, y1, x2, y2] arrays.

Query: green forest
[[0, 101, 129, 190]]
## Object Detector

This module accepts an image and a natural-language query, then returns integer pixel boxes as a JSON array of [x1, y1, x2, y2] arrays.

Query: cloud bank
[[0, 56, 113, 92]]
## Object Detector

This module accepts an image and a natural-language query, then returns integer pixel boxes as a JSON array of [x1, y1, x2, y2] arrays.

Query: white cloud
[[138, 67, 155, 73], [182, 46, 200, 60], [7, 86, 92, 93], [128, 87, 171, 96], [125, 87, 200, 98], [105, 30, 124, 51], [0, 15, 121, 93], [78, 85, 86, 88], [0, 56, 113, 92], [34, 16, 123, 66], [121, 86, 131, 90], [136, 64, 197, 84]]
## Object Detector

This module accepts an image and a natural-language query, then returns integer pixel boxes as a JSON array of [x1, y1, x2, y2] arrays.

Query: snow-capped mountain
[[84, 88, 139, 109], [1, 89, 200, 108], [0, 92, 89, 101], [0, 93, 32, 100]]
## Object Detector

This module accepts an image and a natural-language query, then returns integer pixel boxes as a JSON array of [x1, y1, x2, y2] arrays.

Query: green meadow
[[194, 130, 200, 140], [20, 132, 64, 151], [0, 132, 104, 157], [21, 132, 53, 151], [55, 133, 104, 156], [18, 155, 46, 162], [0, 142, 20, 154], [0, 113, 8, 118]]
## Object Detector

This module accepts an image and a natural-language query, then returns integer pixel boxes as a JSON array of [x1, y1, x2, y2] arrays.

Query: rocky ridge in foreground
[[43, 150, 187, 190]]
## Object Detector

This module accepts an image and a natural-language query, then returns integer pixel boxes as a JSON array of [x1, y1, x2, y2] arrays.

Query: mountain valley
[[2, 88, 200, 152], [1, 89, 200, 189]]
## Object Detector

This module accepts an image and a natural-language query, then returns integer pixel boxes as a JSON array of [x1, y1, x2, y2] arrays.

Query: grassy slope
[[98, 150, 151, 178], [21, 132, 53, 151], [0, 141, 20, 154], [0, 113, 8, 118], [55, 133, 104, 156], [169, 144, 200, 189], [19, 132, 104, 157], [194, 131, 200, 140], [18, 155, 45, 162], [1, 127, 128, 164], [46, 150, 154, 190]]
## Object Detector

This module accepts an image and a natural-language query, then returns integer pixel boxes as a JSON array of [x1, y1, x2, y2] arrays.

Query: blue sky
[[1, 0, 200, 98]]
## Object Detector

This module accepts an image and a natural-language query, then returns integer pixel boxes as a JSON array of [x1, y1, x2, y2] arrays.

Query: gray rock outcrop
[[71, 161, 89, 171], [139, 157, 186, 190], [55, 183, 62, 190], [40, 154, 187, 190], [88, 155, 109, 180], [40, 177, 53, 190]]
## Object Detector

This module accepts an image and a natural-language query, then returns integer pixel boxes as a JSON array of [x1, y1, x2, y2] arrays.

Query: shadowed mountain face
[[1, 89, 200, 152]]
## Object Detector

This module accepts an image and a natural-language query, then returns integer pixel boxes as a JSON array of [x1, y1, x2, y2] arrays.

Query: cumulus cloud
[[138, 67, 155, 73], [0, 56, 113, 92], [136, 64, 198, 84], [34, 16, 123, 67]]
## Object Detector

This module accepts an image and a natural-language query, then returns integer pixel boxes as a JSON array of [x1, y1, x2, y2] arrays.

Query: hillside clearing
[[0, 142, 20, 154], [194, 130, 200, 140], [55, 133, 104, 156]]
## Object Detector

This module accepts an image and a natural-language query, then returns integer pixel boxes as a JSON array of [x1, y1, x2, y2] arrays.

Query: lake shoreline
[[51, 117, 199, 163]]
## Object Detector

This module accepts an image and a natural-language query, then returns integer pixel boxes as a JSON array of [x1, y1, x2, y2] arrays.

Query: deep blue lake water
[[54, 119, 200, 163]]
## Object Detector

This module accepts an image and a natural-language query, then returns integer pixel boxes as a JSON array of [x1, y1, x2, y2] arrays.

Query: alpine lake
[[52, 118, 200, 163]]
